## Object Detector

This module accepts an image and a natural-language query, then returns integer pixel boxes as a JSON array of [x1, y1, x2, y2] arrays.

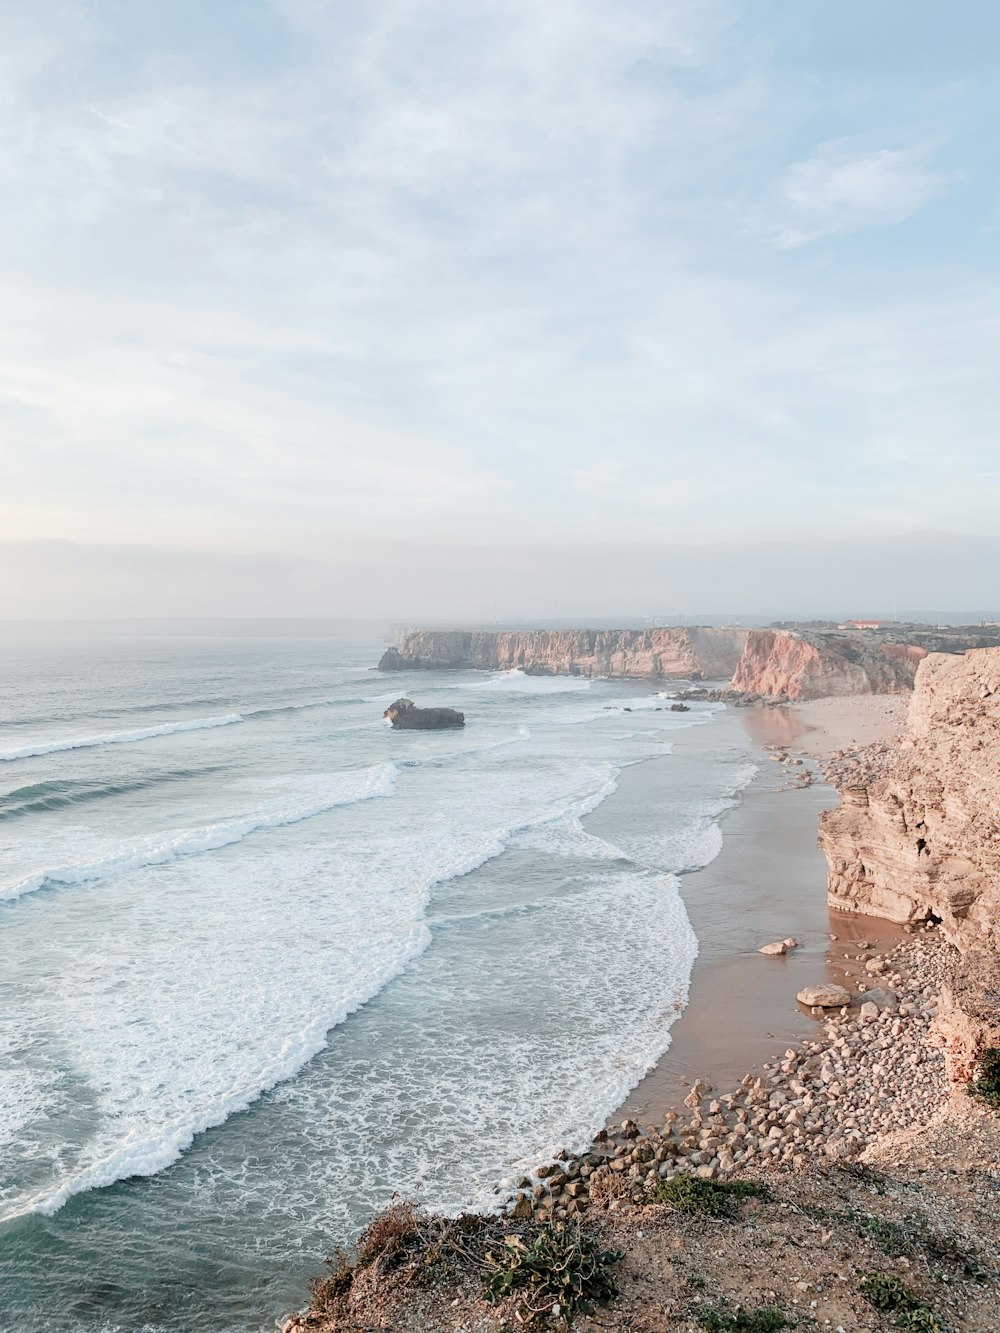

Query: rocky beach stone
[[759, 940, 789, 955], [796, 983, 853, 1008], [858, 985, 898, 1011]]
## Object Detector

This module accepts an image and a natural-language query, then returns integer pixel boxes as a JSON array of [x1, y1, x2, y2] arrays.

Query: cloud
[[773, 140, 948, 247], [0, 0, 996, 589]]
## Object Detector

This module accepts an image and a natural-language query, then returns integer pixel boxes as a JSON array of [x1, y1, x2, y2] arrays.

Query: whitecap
[[0, 714, 244, 763]]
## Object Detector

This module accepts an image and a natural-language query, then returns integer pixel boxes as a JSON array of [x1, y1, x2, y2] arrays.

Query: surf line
[[0, 714, 245, 763]]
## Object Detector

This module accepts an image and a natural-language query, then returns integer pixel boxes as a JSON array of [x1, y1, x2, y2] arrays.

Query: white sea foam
[[0, 639, 742, 1282], [2, 920, 432, 1222], [247, 860, 699, 1242], [0, 764, 397, 904], [0, 713, 244, 762], [470, 668, 592, 693], [0, 750, 635, 1223]]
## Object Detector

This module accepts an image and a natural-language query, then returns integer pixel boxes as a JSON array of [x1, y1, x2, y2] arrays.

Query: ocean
[[0, 636, 756, 1331]]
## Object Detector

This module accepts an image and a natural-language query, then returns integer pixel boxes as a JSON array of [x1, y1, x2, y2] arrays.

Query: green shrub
[[649, 1175, 769, 1218], [698, 1303, 789, 1331], [859, 1272, 944, 1331], [968, 1048, 1000, 1112], [482, 1222, 620, 1325], [855, 1213, 915, 1256], [895, 1309, 946, 1332]]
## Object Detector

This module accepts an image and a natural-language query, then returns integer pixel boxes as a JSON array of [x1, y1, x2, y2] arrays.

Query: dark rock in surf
[[384, 697, 465, 730]]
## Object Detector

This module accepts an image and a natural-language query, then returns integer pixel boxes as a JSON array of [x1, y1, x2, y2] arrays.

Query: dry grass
[[588, 1168, 631, 1206]]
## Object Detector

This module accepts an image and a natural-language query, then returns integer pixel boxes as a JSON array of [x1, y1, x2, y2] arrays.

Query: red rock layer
[[728, 629, 926, 700]]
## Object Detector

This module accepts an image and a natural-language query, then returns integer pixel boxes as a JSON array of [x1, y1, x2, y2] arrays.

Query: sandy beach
[[616, 693, 909, 1123], [792, 692, 910, 759]]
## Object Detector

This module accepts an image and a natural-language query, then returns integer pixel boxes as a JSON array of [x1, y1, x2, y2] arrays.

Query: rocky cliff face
[[819, 648, 1000, 1079], [381, 626, 933, 698], [728, 629, 927, 700], [379, 627, 748, 680]]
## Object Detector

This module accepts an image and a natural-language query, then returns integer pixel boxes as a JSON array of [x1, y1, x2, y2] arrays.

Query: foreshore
[[616, 692, 910, 1122]]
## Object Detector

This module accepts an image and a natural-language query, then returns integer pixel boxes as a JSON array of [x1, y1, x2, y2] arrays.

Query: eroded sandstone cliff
[[820, 648, 1000, 1078], [380, 626, 936, 698], [378, 627, 748, 680], [729, 629, 927, 700]]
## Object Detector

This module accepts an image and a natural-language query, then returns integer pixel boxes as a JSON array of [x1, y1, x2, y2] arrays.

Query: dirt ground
[[288, 1094, 1000, 1333]]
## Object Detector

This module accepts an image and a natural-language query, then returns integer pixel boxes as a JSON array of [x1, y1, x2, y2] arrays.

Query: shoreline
[[614, 693, 910, 1126], [289, 681, 1000, 1332]]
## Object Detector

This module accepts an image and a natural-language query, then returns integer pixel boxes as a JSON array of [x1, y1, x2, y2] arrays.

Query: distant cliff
[[819, 647, 1000, 1079], [728, 629, 927, 700], [379, 626, 934, 698], [378, 627, 748, 680]]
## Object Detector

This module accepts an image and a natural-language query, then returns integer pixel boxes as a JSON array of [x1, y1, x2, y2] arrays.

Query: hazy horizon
[[3, 531, 1000, 625]]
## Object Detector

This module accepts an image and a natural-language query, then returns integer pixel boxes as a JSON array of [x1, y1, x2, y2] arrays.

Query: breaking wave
[[0, 715, 244, 763]]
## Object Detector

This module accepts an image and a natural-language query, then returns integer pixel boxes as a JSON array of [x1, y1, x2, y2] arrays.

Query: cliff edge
[[729, 629, 927, 700], [820, 646, 1000, 1078]]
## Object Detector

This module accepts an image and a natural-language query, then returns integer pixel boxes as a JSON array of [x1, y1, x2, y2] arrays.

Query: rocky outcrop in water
[[728, 629, 927, 700], [384, 698, 465, 730], [379, 627, 748, 680], [819, 647, 1000, 1078]]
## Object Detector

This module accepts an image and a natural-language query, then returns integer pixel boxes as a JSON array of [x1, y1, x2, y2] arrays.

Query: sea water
[[0, 637, 755, 1330]]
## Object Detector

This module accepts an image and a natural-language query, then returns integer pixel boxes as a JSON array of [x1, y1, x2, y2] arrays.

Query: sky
[[2, 0, 999, 619]]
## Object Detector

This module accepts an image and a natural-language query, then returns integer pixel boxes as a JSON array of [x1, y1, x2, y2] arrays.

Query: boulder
[[796, 983, 853, 1008], [384, 698, 465, 730], [759, 940, 788, 956], [858, 986, 899, 1012]]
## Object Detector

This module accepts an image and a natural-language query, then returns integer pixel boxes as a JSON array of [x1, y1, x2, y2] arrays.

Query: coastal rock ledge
[[820, 645, 1000, 1080]]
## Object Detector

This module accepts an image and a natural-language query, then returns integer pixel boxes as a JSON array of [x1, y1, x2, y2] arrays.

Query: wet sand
[[616, 695, 907, 1125]]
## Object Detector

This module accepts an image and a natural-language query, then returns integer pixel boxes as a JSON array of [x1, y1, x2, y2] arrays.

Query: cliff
[[379, 626, 938, 699], [728, 629, 927, 700], [378, 626, 748, 680], [819, 647, 1000, 1077]]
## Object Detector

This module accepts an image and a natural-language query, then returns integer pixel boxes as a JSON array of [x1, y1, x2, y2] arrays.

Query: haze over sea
[[0, 636, 756, 1331]]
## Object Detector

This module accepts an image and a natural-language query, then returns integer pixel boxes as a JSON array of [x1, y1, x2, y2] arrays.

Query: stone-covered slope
[[378, 627, 748, 680], [729, 629, 927, 700]]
